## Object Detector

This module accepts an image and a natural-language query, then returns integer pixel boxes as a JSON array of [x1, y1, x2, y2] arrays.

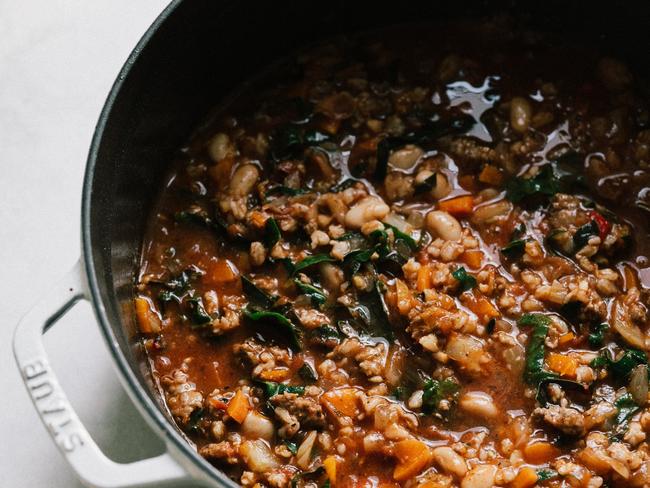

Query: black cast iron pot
[[13, 1, 650, 486]]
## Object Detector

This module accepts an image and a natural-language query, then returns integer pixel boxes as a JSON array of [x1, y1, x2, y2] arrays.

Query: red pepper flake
[[589, 210, 611, 240]]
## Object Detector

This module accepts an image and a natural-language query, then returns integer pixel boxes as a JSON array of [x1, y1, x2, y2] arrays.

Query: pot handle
[[13, 260, 191, 488]]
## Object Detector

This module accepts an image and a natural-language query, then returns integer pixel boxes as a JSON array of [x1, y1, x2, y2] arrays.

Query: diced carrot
[[395, 279, 413, 315], [416, 265, 431, 292], [135, 296, 162, 334], [321, 388, 359, 418], [226, 389, 251, 424], [248, 210, 268, 229], [416, 483, 437, 488], [524, 441, 560, 464], [546, 353, 578, 378], [461, 250, 483, 269], [458, 175, 478, 192], [478, 164, 504, 186], [207, 395, 228, 411], [393, 439, 432, 481], [558, 332, 576, 346], [318, 117, 341, 135], [438, 195, 474, 217], [258, 368, 290, 381], [465, 292, 500, 323], [204, 259, 239, 285], [323, 456, 337, 486], [510, 467, 538, 488]]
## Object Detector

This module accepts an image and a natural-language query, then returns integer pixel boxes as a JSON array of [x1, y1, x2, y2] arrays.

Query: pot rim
[[81, 1, 236, 485]]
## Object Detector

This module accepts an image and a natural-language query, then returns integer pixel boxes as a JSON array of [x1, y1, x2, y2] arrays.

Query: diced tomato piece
[[589, 210, 611, 240]]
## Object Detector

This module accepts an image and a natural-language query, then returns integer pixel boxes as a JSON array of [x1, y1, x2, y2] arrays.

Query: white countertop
[[0, 1, 178, 486]]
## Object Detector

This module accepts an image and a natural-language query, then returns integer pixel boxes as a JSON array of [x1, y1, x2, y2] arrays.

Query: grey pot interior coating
[[82, 0, 650, 484]]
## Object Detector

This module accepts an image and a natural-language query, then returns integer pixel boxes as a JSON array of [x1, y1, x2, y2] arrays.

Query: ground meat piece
[[547, 194, 592, 247], [533, 404, 586, 436], [546, 194, 630, 261], [234, 339, 294, 379], [294, 306, 331, 329], [328, 338, 387, 382], [199, 439, 241, 464], [584, 401, 617, 430], [625, 287, 649, 325], [161, 366, 204, 425], [209, 294, 245, 335], [449, 137, 496, 163], [534, 273, 607, 321], [270, 392, 325, 438], [407, 290, 478, 340]]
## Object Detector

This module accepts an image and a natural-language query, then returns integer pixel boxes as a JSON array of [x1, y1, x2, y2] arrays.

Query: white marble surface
[[0, 1, 179, 486]]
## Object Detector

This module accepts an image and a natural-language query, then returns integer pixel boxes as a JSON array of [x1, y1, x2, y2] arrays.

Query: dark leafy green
[[264, 218, 281, 248], [501, 239, 526, 258], [588, 323, 609, 348], [348, 281, 394, 340], [535, 376, 587, 407], [157, 266, 202, 302], [375, 114, 474, 180], [244, 310, 302, 350], [573, 220, 599, 250], [294, 280, 328, 306], [265, 185, 306, 197], [452, 266, 477, 292], [342, 248, 376, 276], [602, 348, 648, 379], [314, 325, 341, 340], [292, 254, 335, 276], [520, 314, 556, 386], [414, 172, 437, 194], [270, 125, 329, 161], [422, 378, 460, 414], [187, 296, 212, 327], [187, 408, 204, 434], [536, 469, 558, 482], [505, 165, 560, 203], [612, 393, 641, 438], [298, 363, 318, 382], [290, 466, 325, 488], [260, 381, 305, 397], [241, 276, 276, 309], [385, 224, 418, 251], [284, 440, 298, 455]]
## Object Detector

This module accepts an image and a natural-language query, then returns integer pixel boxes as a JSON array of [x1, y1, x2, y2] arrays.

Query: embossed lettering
[[23, 359, 47, 380], [60, 432, 84, 453], [30, 379, 54, 401]]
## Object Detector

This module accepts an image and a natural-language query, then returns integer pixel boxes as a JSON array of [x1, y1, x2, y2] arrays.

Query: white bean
[[425, 210, 462, 241], [432, 446, 468, 478], [344, 196, 390, 229], [240, 439, 279, 472], [461, 464, 497, 488], [388, 144, 424, 169], [415, 170, 451, 199], [459, 391, 499, 419], [241, 411, 275, 441], [471, 200, 512, 224], [510, 97, 532, 133], [230, 163, 259, 197], [208, 132, 235, 163]]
